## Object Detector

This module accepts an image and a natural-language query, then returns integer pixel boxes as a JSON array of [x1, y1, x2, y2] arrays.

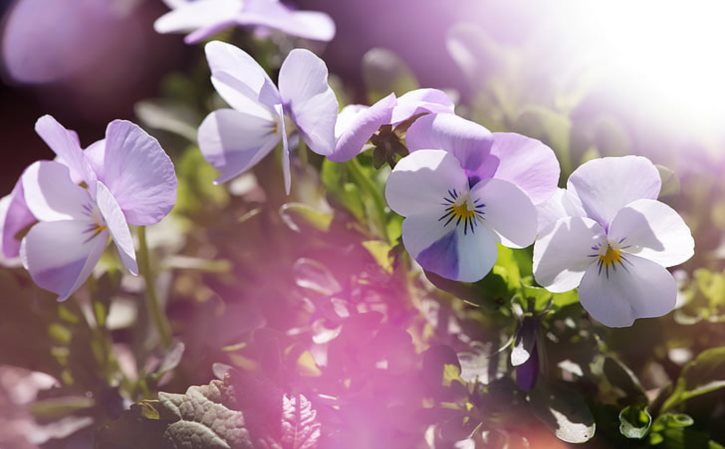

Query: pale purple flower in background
[[8, 116, 177, 301], [406, 113, 561, 207], [155, 0, 335, 44], [330, 88, 455, 162], [385, 149, 538, 282], [533, 156, 694, 327], [198, 41, 338, 192]]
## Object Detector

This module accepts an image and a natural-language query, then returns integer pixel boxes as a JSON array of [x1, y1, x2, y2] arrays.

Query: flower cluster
[[2, 26, 695, 332], [1, 116, 176, 300]]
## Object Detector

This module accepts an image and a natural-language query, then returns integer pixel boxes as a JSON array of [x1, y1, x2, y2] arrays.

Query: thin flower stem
[[347, 157, 390, 243], [137, 226, 172, 348]]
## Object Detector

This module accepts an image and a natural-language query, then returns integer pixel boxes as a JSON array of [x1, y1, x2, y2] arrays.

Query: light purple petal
[[205, 41, 280, 112], [385, 149, 468, 217], [97, 120, 177, 226], [1, 180, 35, 259], [21, 161, 91, 222], [96, 182, 137, 275], [279, 104, 292, 194], [330, 94, 396, 162], [567, 156, 661, 229], [578, 254, 677, 327], [470, 178, 537, 249], [84, 139, 106, 175], [35, 115, 94, 185], [278, 48, 338, 156], [533, 216, 606, 293], [184, 20, 237, 44], [390, 88, 455, 125], [608, 199, 694, 268], [406, 113, 493, 174], [20, 219, 108, 301], [198, 108, 281, 184], [154, 0, 242, 36], [536, 188, 586, 235], [488, 133, 560, 206], [236, 0, 335, 41]]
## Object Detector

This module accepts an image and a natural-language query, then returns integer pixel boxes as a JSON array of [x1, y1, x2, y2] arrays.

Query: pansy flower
[[385, 150, 536, 282], [385, 114, 559, 282], [330, 88, 455, 162], [9, 116, 176, 301], [155, 0, 335, 44], [533, 156, 694, 327], [198, 41, 338, 193]]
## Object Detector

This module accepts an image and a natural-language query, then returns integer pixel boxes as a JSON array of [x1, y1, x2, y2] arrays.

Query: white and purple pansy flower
[[4, 116, 177, 301], [533, 156, 695, 327], [197, 41, 338, 193], [330, 88, 455, 162], [155, 0, 335, 44], [385, 114, 559, 282]]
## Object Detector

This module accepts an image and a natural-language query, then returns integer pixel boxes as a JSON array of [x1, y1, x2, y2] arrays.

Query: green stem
[[348, 157, 390, 243], [137, 226, 172, 348]]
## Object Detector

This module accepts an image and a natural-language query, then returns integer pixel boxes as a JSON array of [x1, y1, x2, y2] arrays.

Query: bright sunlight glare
[[570, 0, 725, 139]]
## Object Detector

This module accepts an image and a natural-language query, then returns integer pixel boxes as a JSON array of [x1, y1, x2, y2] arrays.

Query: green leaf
[[279, 203, 333, 233], [158, 380, 253, 449], [361, 240, 393, 273], [135, 99, 199, 142], [656, 165, 681, 197], [529, 381, 596, 443], [618, 405, 652, 439], [320, 159, 365, 222], [662, 346, 725, 412]]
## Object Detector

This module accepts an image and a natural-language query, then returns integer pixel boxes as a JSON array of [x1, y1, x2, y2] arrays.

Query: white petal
[[21, 161, 92, 222], [536, 188, 586, 235], [578, 254, 677, 327], [35, 115, 94, 185], [278, 49, 338, 156], [96, 182, 137, 275], [385, 149, 468, 217], [21, 220, 108, 301], [154, 0, 241, 33], [205, 41, 281, 115], [533, 217, 606, 292], [608, 199, 694, 267], [198, 109, 281, 183], [402, 210, 498, 282], [471, 178, 537, 249], [567, 156, 661, 228]]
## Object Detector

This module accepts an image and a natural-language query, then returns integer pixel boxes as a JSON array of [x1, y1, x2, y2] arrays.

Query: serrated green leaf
[[158, 380, 253, 449]]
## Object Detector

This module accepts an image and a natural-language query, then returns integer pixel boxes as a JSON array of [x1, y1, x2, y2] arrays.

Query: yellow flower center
[[450, 202, 477, 221], [599, 245, 622, 267], [439, 189, 485, 235]]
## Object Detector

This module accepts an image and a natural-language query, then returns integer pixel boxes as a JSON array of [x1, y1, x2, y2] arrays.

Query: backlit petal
[[98, 120, 177, 226], [2, 179, 35, 259], [608, 199, 694, 267], [21, 220, 108, 301], [536, 188, 586, 235], [35, 115, 94, 184], [567, 156, 661, 228], [205, 41, 280, 114], [154, 0, 241, 35], [198, 108, 281, 184], [278, 49, 338, 156], [578, 254, 677, 327], [533, 217, 606, 292], [390, 88, 455, 125], [406, 113, 493, 174], [21, 161, 91, 222], [96, 182, 137, 275], [237, 0, 335, 41], [331, 94, 396, 162], [488, 133, 559, 205], [385, 149, 468, 217]]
